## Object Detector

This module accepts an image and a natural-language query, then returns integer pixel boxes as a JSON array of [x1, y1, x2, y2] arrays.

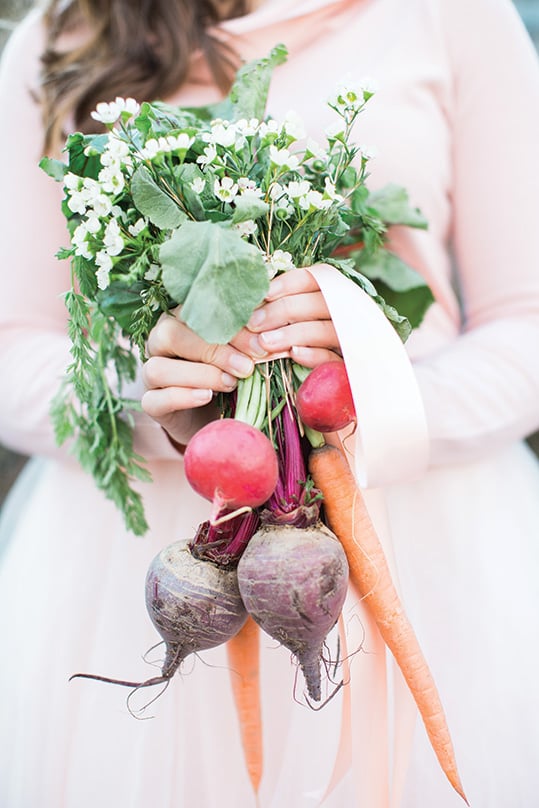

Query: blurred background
[[0, 0, 538, 507]]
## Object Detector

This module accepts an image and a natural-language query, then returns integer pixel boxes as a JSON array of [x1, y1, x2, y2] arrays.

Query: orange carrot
[[226, 615, 263, 795], [309, 443, 468, 804]]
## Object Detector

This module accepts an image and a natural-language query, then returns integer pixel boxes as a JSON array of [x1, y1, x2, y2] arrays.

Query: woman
[[1, 0, 538, 806]]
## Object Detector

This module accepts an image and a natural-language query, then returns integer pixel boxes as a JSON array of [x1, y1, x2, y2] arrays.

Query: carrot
[[226, 615, 263, 796], [309, 443, 468, 804]]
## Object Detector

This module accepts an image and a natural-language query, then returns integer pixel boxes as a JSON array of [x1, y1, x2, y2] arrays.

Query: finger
[[142, 356, 238, 394], [247, 292, 330, 333], [290, 346, 343, 368], [265, 267, 322, 300], [141, 386, 213, 418], [147, 314, 254, 378], [258, 320, 340, 354]]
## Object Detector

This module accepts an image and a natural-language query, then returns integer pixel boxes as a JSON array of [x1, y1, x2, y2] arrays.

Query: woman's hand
[[245, 267, 342, 368], [141, 266, 341, 445], [141, 309, 263, 444]]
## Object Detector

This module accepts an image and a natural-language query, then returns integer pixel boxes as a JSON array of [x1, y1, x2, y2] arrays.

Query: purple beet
[[236, 522, 349, 701]]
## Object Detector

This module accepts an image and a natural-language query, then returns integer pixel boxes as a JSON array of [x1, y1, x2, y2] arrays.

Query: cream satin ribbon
[[307, 263, 430, 488], [307, 264, 429, 808]]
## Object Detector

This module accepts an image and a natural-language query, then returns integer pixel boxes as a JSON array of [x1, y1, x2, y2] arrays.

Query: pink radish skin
[[146, 539, 248, 678], [296, 361, 356, 433], [184, 419, 279, 510], [237, 522, 349, 701]]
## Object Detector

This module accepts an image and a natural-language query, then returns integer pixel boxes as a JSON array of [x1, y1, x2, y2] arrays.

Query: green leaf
[[65, 132, 109, 179], [232, 194, 270, 223], [366, 184, 428, 229], [351, 248, 435, 329], [96, 280, 146, 332], [39, 156, 67, 182], [130, 165, 186, 229], [229, 44, 288, 121], [73, 255, 98, 298], [160, 221, 269, 343]]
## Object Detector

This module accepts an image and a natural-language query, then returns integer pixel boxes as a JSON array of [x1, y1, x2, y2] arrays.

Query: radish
[[184, 419, 279, 513], [237, 522, 349, 701], [296, 361, 356, 433]]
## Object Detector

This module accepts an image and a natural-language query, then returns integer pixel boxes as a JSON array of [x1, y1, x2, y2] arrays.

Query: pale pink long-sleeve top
[[1, 0, 538, 475]]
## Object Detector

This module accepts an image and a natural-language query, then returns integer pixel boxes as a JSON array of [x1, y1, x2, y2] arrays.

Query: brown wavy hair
[[40, 0, 251, 153]]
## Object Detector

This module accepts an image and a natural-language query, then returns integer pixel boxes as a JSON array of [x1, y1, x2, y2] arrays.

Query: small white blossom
[[128, 218, 146, 237], [208, 122, 237, 148], [306, 138, 328, 160], [325, 120, 346, 141], [299, 189, 331, 211], [98, 165, 125, 195], [101, 136, 131, 166], [67, 190, 88, 215], [358, 76, 379, 97], [258, 119, 280, 139], [214, 176, 239, 203], [265, 249, 296, 278], [269, 145, 299, 170], [235, 118, 259, 136], [269, 182, 286, 202], [72, 223, 92, 258], [64, 172, 81, 191], [91, 101, 121, 125], [144, 264, 160, 281], [197, 144, 217, 166], [91, 96, 140, 125], [168, 133, 195, 153], [238, 177, 263, 197], [95, 251, 113, 289], [323, 178, 344, 203], [85, 212, 102, 235], [190, 177, 206, 194], [92, 194, 114, 218], [282, 110, 305, 140], [103, 219, 124, 256], [287, 179, 311, 199], [274, 197, 294, 219], [141, 138, 160, 160], [359, 143, 378, 161], [329, 74, 377, 114], [234, 219, 258, 237]]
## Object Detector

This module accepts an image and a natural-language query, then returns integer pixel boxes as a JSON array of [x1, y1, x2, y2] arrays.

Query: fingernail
[[229, 353, 254, 375], [260, 329, 283, 348], [193, 389, 213, 404], [249, 335, 268, 358], [248, 308, 266, 328], [221, 372, 237, 389]]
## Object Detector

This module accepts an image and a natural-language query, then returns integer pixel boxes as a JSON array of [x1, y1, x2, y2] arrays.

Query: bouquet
[[41, 43, 431, 536], [42, 45, 466, 801]]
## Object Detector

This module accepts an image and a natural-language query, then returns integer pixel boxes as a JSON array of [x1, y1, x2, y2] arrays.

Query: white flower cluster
[[90, 96, 141, 125], [63, 73, 376, 290], [64, 131, 149, 289], [328, 75, 379, 117]]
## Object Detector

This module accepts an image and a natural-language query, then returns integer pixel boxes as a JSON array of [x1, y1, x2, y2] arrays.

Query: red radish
[[296, 361, 356, 433], [184, 419, 279, 511], [237, 522, 349, 701]]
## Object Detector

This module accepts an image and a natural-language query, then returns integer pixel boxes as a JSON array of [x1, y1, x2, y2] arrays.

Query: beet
[[236, 522, 349, 701], [146, 538, 248, 678]]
